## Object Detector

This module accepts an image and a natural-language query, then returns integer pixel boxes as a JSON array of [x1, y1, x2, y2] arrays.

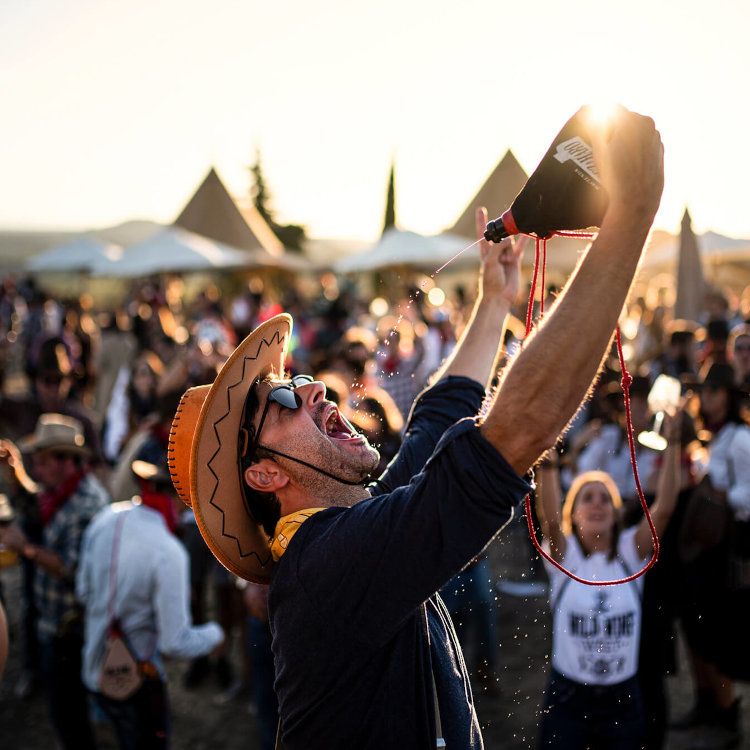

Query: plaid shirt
[[377, 354, 425, 420], [35, 473, 110, 640]]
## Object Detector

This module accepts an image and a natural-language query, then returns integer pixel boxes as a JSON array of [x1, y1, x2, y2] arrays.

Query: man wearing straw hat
[[172, 110, 663, 748], [0, 413, 109, 749]]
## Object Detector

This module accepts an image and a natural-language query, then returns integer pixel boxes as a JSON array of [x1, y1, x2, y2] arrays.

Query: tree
[[382, 160, 396, 236], [249, 149, 274, 225], [248, 149, 307, 252]]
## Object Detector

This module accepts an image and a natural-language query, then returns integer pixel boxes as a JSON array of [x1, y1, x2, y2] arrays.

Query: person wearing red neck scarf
[[0, 413, 109, 750], [76, 449, 223, 749], [135, 467, 179, 534]]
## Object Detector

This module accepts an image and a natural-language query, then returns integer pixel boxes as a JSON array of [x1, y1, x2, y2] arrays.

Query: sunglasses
[[237, 375, 370, 512], [238, 374, 314, 466]]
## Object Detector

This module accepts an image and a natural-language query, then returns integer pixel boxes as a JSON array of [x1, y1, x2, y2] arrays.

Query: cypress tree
[[382, 160, 396, 235], [248, 149, 307, 252]]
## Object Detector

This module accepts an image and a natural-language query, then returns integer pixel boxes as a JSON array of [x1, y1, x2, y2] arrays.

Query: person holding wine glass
[[535, 410, 681, 749]]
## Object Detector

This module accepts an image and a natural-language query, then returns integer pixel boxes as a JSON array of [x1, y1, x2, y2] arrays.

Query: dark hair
[[707, 318, 730, 342], [50, 451, 84, 469], [670, 330, 695, 346], [240, 378, 281, 537], [700, 385, 746, 427], [700, 378, 747, 424], [725, 387, 745, 425]]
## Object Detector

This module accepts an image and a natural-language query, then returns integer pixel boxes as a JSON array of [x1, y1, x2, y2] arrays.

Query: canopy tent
[[335, 226, 591, 277], [448, 150, 528, 239], [448, 149, 596, 276], [637, 224, 750, 294], [643, 228, 750, 269], [26, 237, 124, 273], [90, 227, 298, 278], [334, 228, 478, 273], [174, 167, 284, 256], [674, 209, 705, 323]]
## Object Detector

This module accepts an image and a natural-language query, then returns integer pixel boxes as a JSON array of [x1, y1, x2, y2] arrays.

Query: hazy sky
[[1, 0, 748, 240]]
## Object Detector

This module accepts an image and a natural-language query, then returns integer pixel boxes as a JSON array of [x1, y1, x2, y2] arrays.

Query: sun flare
[[585, 101, 623, 129]]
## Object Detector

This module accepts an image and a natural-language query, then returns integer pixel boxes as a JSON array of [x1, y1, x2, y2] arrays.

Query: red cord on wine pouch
[[520, 232, 659, 587], [439, 105, 660, 586]]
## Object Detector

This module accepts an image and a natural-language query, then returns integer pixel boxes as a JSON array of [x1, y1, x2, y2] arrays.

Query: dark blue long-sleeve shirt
[[269, 376, 531, 749]]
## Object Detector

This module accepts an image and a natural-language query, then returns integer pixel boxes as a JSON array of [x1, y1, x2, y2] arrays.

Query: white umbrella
[[26, 237, 124, 273], [91, 227, 272, 277], [643, 229, 750, 268], [334, 228, 475, 273], [334, 227, 591, 276]]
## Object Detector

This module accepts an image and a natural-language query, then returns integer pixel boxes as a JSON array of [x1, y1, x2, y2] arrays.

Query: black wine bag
[[485, 106, 610, 241]]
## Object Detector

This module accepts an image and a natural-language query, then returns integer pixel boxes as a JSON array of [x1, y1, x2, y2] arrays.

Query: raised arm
[[0, 522, 69, 579], [430, 207, 525, 389], [374, 210, 524, 492], [535, 459, 567, 562], [0, 439, 39, 495], [635, 412, 681, 557], [480, 110, 664, 474]]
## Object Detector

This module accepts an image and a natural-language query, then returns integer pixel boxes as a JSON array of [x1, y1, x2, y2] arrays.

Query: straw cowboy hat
[[19, 414, 89, 457], [169, 314, 292, 583]]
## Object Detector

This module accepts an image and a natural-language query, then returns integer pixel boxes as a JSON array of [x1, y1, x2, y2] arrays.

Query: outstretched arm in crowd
[[480, 109, 664, 475], [0, 439, 39, 495], [535, 459, 567, 562], [0, 522, 68, 578], [372, 210, 524, 492], [634, 411, 681, 557], [430, 207, 525, 389]]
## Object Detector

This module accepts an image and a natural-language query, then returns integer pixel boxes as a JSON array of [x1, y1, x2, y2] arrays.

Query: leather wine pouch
[[98, 621, 143, 701]]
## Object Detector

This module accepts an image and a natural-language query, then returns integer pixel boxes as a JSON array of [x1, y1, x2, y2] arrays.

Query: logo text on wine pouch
[[553, 137, 601, 184]]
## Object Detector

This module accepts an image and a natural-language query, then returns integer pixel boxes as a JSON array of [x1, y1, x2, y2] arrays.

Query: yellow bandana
[[270, 508, 327, 562]]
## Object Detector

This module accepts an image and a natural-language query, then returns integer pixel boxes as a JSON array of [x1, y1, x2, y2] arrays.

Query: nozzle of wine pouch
[[484, 106, 612, 242]]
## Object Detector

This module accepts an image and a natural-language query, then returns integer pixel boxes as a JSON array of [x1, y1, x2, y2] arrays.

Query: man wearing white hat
[[0, 413, 109, 749], [173, 110, 664, 748]]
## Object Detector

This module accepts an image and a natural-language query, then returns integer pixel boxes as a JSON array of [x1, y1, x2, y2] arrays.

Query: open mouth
[[322, 406, 362, 442]]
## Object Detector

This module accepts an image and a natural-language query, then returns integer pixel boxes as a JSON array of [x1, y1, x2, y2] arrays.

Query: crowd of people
[[0, 206, 749, 749]]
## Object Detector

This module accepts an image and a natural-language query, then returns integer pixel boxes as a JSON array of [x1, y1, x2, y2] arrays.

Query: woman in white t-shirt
[[535, 419, 680, 750]]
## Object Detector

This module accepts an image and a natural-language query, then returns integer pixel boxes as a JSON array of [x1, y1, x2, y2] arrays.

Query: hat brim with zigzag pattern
[[169, 314, 292, 583]]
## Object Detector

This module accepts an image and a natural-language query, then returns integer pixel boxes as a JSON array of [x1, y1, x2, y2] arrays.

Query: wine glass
[[638, 375, 681, 451]]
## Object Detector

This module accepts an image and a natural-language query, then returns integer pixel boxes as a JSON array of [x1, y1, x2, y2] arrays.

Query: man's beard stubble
[[284, 402, 380, 498]]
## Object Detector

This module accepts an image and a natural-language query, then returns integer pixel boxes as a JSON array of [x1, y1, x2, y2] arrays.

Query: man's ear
[[244, 458, 289, 493]]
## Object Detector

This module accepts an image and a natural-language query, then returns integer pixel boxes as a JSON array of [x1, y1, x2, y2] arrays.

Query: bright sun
[[585, 101, 623, 129]]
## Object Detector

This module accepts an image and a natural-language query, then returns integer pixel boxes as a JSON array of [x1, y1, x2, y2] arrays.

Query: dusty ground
[[1, 514, 748, 749]]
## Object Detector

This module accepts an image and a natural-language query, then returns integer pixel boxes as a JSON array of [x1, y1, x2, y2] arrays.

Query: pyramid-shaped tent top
[[674, 207, 705, 323], [449, 150, 528, 239], [174, 168, 283, 257]]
